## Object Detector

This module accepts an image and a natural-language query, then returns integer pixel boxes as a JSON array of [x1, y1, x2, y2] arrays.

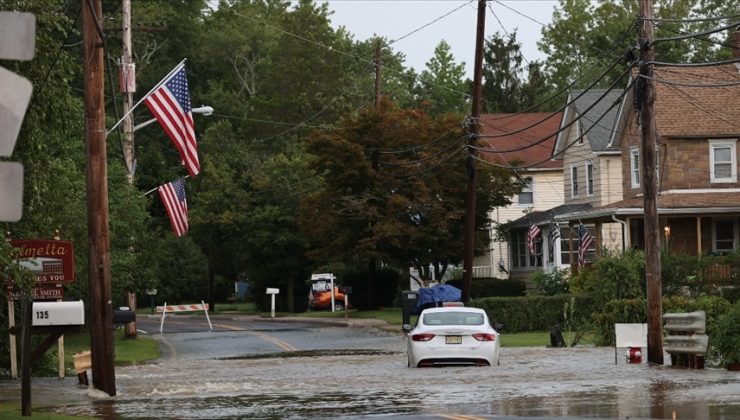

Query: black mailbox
[[401, 290, 419, 327], [113, 307, 136, 326], [339, 286, 353, 294]]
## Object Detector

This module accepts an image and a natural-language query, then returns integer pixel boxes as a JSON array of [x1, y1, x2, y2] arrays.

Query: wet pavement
[[0, 320, 739, 419]]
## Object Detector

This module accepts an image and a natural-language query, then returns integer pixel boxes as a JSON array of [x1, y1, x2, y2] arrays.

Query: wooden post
[[83, 0, 117, 395], [462, 0, 486, 302], [8, 300, 17, 378], [639, 0, 664, 365]]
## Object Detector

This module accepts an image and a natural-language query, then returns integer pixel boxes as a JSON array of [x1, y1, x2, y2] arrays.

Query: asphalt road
[[1, 316, 739, 419]]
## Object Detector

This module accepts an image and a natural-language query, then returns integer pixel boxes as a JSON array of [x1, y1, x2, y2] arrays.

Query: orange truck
[[308, 273, 347, 311]]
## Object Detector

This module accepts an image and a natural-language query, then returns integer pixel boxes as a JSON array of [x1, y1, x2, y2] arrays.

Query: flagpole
[[143, 175, 189, 196], [107, 58, 187, 135]]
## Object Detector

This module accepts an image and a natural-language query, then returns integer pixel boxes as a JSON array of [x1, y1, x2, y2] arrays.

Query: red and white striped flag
[[159, 178, 188, 237], [144, 63, 200, 177], [527, 224, 541, 254]]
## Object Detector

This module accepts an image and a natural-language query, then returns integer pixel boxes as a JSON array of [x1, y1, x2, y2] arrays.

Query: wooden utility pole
[[462, 0, 486, 302], [120, 0, 138, 339], [638, 0, 663, 365], [83, 0, 117, 395]]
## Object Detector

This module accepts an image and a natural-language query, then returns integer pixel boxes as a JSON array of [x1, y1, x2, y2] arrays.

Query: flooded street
[[2, 324, 740, 419]]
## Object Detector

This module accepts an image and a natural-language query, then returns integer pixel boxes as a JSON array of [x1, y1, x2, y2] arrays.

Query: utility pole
[[638, 0, 663, 365], [121, 0, 138, 339], [462, 0, 486, 302], [83, 0, 117, 395], [367, 39, 383, 309]]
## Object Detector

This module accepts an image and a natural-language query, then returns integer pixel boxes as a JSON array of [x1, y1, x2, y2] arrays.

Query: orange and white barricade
[[155, 300, 212, 333]]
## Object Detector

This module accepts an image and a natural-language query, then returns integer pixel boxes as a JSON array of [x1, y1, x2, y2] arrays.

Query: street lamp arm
[[132, 105, 214, 132]]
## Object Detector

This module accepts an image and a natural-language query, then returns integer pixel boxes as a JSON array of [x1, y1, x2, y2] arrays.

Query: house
[[502, 87, 628, 283], [559, 36, 740, 257], [472, 112, 564, 282]]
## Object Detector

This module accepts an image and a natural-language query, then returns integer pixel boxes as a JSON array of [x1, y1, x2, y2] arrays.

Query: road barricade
[[155, 301, 212, 333]]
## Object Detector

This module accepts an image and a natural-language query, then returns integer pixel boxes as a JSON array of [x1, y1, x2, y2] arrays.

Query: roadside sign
[[0, 67, 34, 157], [0, 162, 23, 222], [7, 286, 64, 301], [0, 12, 36, 61], [10, 239, 75, 284]]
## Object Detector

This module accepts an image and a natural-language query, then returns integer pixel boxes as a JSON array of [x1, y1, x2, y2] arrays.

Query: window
[[518, 177, 534, 205], [586, 162, 594, 196], [710, 140, 737, 183], [576, 117, 583, 145], [571, 165, 579, 197], [713, 219, 737, 253], [511, 230, 542, 269], [630, 147, 640, 188]]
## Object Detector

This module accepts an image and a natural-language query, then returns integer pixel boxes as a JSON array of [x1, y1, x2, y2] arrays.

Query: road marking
[[211, 322, 298, 352], [438, 415, 488, 420]]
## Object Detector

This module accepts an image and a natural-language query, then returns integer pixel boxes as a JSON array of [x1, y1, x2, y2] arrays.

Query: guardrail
[[663, 310, 707, 369]]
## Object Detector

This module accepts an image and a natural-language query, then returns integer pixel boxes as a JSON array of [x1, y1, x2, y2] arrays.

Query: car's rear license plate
[[445, 335, 462, 344]]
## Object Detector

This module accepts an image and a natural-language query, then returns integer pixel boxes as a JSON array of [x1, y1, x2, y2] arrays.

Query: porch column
[[569, 222, 576, 274], [696, 216, 702, 255], [595, 221, 602, 258]]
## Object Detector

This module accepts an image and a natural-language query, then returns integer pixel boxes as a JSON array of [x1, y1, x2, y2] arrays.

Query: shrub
[[570, 249, 645, 304], [711, 301, 740, 368], [531, 269, 570, 295], [591, 299, 647, 346], [472, 294, 597, 333]]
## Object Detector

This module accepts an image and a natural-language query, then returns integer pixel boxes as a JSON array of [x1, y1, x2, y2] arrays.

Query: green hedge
[[472, 294, 597, 332], [447, 278, 526, 298], [591, 295, 732, 346]]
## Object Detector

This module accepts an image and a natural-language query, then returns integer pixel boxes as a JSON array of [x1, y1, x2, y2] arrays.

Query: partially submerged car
[[403, 305, 501, 368]]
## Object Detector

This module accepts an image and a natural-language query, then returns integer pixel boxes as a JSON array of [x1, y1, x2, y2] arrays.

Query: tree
[[300, 101, 521, 305], [415, 40, 469, 116], [538, 0, 739, 92]]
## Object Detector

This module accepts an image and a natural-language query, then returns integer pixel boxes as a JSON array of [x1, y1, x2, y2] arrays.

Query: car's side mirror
[[401, 324, 413, 333]]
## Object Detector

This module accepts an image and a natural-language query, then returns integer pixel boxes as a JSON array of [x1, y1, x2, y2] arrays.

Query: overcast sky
[[320, 0, 560, 78]]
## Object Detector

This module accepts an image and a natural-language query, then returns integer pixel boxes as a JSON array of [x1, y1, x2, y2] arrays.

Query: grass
[[61, 329, 160, 369]]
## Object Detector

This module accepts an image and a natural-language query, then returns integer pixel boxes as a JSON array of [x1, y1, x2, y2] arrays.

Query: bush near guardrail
[[591, 295, 732, 347], [472, 294, 597, 333]]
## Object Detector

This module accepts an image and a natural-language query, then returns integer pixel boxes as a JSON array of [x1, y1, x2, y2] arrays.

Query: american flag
[[144, 64, 200, 177], [549, 220, 561, 260], [527, 224, 541, 254], [159, 178, 188, 237], [578, 224, 593, 268]]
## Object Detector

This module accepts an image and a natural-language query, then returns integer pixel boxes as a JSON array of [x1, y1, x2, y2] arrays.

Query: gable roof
[[506, 203, 592, 229], [477, 112, 563, 170], [651, 65, 740, 138]]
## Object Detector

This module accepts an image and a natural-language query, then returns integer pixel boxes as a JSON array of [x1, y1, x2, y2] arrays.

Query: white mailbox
[[266, 288, 279, 295], [32, 300, 84, 326]]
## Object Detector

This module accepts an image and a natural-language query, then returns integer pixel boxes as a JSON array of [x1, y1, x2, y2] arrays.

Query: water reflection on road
[[10, 327, 740, 419]]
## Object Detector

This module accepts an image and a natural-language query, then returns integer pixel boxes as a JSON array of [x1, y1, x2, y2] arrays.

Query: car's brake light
[[472, 333, 496, 341], [411, 333, 435, 342]]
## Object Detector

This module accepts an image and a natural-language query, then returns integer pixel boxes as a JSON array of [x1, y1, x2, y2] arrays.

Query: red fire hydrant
[[626, 347, 642, 364]]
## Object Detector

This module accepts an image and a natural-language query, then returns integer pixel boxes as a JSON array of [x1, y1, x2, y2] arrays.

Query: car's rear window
[[423, 311, 484, 326]]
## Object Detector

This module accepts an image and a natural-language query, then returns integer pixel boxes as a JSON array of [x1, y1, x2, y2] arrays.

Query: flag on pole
[[549, 220, 561, 260], [527, 224, 541, 254], [578, 224, 593, 268], [159, 178, 188, 237], [144, 63, 200, 177]]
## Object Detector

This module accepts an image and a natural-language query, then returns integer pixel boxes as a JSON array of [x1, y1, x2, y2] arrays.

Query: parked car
[[403, 305, 501, 368]]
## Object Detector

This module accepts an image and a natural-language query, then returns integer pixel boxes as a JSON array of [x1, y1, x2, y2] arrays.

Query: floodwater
[[2, 328, 740, 419]]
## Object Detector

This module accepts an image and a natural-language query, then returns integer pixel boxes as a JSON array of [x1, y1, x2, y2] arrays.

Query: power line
[[385, 0, 474, 47], [651, 20, 740, 45], [473, 61, 635, 153], [379, 135, 467, 166], [638, 74, 740, 88]]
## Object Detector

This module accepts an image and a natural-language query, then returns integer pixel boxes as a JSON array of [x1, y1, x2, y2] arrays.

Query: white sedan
[[403, 305, 501, 368]]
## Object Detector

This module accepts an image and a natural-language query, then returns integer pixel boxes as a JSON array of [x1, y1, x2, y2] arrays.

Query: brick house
[[472, 112, 563, 282], [560, 59, 740, 256]]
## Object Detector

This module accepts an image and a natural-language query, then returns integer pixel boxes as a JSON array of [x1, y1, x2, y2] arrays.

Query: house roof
[[568, 89, 625, 153], [505, 203, 592, 229], [651, 65, 740, 138], [555, 192, 740, 222], [477, 113, 563, 170]]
